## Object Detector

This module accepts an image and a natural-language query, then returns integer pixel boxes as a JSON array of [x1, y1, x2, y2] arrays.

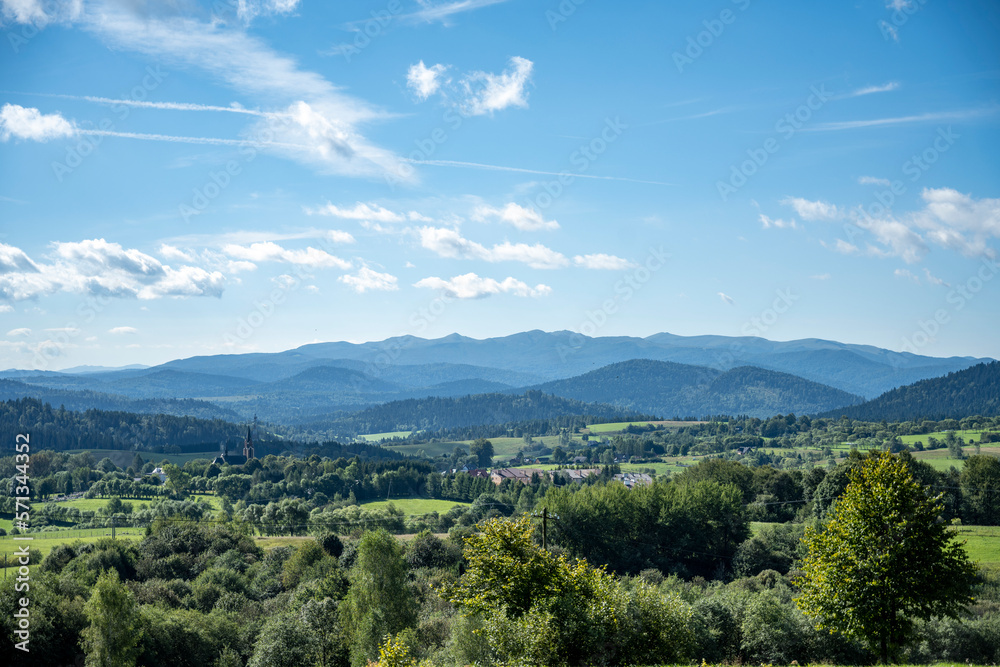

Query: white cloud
[[339, 267, 399, 293], [0, 304, 13, 313], [718, 292, 734, 305], [810, 108, 995, 132], [823, 239, 859, 255], [848, 81, 900, 97], [759, 214, 798, 229], [810, 273, 831, 280], [473, 203, 558, 231], [72, 4, 408, 180], [6, 327, 30, 336], [0, 242, 40, 274], [414, 272, 551, 299], [158, 243, 195, 263], [235, 0, 300, 25], [923, 268, 950, 287], [0, 104, 75, 142], [858, 176, 892, 186], [326, 230, 356, 244], [417, 226, 568, 268], [0, 0, 81, 27], [459, 56, 533, 116], [780, 197, 841, 221], [572, 254, 636, 270], [407, 61, 449, 101], [910, 188, 1000, 258], [860, 216, 930, 263], [894, 268, 919, 283], [223, 241, 351, 269], [109, 326, 138, 334], [306, 201, 429, 222], [886, 0, 912, 10]]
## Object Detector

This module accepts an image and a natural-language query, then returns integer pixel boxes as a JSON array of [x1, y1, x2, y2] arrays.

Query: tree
[[960, 454, 1000, 525], [163, 463, 191, 496], [82, 569, 143, 667], [796, 452, 976, 663], [469, 438, 494, 468], [340, 529, 417, 667]]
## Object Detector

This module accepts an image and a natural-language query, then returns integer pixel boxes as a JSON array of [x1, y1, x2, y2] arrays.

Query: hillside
[[820, 361, 1000, 421], [299, 390, 656, 437], [530, 360, 863, 418]]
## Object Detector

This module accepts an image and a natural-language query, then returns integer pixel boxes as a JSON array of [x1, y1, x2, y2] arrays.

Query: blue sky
[[0, 0, 998, 371]]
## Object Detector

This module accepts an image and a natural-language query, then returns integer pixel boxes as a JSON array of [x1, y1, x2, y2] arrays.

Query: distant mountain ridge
[[819, 361, 1000, 421], [0, 331, 989, 427]]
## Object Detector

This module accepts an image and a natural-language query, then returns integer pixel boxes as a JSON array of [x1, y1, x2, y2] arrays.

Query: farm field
[[585, 420, 704, 434], [358, 430, 414, 442], [39, 492, 223, 514], [0, 529, 145, 572], [361, 498, 471, 515]]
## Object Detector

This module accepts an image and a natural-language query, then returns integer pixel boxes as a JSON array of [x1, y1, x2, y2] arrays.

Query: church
[[212, 423, 256, 467]]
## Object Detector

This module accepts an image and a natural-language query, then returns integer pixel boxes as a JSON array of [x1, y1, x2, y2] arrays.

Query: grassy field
[[358, 430, 414, 442], [38, 492, 223, 515], [362, 498, 471, 515], [585, 420, 704, 434], [0, 529, 145, 571], [956, 525, 1000, 568], [899, 429, 991, 445]]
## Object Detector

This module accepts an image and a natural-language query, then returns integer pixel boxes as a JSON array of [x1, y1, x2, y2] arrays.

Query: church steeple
[[243, 424, 255, 460]]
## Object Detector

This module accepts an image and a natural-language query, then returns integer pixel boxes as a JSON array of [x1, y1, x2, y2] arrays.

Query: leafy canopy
[[795, 451, 976, 663]]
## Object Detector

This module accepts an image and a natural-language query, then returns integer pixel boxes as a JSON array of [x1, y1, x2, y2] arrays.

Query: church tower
[[243, 424, 255, 460]]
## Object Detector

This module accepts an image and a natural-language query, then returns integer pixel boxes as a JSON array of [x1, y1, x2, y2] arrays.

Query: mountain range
[[0, 331, 990, 430]]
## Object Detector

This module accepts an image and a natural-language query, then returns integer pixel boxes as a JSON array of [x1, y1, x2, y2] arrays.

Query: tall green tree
[[469, 438, 494, 468], [82, 569, 143, 667], [796, 452, 976, 663], [960, 454, 1000, 525], [339, 529, 417, 667]]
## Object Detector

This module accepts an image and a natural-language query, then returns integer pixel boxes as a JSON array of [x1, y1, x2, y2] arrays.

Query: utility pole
[[542, 507, 547, 551]]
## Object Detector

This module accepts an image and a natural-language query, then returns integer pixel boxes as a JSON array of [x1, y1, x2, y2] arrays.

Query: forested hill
[[0, 397, 244, 451], [819, 361, 1000, 421], [529, 359, 863, 418], [0, 378, 239, 420], [300, 390, 657, 437]]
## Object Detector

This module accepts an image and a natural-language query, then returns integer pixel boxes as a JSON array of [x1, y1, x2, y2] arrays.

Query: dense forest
[[530, 360, 864, 417], [295, 390, 656, 438], [822, 361, 1000, 421]]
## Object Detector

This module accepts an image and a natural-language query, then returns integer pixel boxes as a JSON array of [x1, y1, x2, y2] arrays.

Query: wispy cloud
[[809, 107, 996, 132], [846, 81, 900, 98], [407, 157, 677, 186], [718, 292, 735, 305], [109, 326, 138, 334], [305, 201, 429, 222], [858, 176, 891, 187], [459, 56, 534, 116], [759, 214, 798, 230], [417, 226, 569, 269], [573, 254, 636, 270], [780, 197, 841, 221], [400, 0, 511, 25]]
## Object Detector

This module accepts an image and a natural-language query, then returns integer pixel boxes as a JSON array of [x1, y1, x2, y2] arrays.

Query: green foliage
[[545, 478, 748, 577], [961, 454, 1000, 524], [796, 451, 977, 663], [247, 612, 319, 667], [469, 438, 494, 467], [446, 516, 694, 666], [340, 529, 417, 667], [82, 569, 143, 667]]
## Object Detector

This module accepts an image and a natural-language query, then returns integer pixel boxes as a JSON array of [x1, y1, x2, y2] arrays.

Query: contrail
[[404, 158, 677, 186], [2, 91, 278, 116], [78, 128, 304, 149]]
